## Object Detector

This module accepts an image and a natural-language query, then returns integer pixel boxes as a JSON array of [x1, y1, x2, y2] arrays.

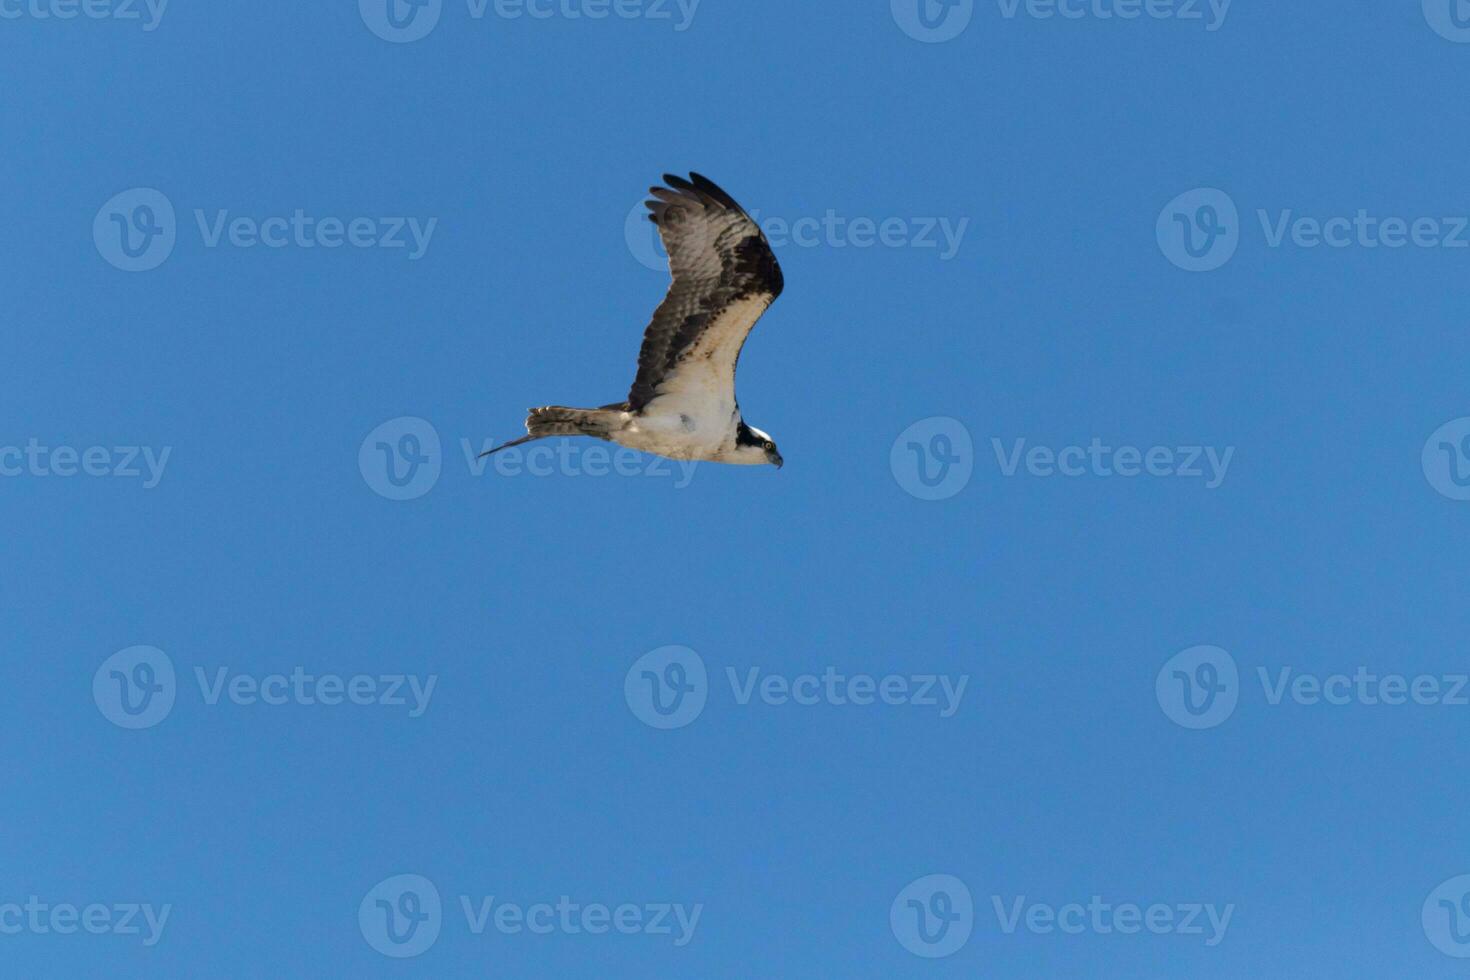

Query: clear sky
[[5, 1, 1470, 977]]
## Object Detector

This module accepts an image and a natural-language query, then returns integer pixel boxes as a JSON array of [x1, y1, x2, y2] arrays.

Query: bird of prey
[[482, 173, 785, 468]]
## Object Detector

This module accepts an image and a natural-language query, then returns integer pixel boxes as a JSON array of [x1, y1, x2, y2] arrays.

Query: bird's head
[[735, 422, 783, 469]]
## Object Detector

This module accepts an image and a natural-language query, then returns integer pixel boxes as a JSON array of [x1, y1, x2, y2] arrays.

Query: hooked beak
[[771, 453, 784, 469]]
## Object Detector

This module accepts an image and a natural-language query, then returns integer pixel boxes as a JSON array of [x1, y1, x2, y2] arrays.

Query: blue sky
[[5, 0, 1470, 976]]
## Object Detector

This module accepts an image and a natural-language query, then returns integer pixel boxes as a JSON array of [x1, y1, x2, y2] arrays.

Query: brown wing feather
[[629, 173, 784, 412]]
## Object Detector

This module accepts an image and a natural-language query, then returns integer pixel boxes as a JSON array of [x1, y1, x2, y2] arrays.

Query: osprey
[[483, 173, 785, 468]]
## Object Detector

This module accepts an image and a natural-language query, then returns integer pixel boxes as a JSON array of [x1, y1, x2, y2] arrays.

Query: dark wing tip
[[650, 172, 748, 217], [646, 172, 781, 294], [687, 172, 743, 212]]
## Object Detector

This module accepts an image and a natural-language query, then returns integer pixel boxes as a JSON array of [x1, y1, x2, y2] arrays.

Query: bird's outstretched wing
[[628, 173, 784, 414]]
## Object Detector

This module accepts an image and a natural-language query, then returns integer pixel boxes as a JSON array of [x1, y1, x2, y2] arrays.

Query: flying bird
[[482, 173, 785, 468]]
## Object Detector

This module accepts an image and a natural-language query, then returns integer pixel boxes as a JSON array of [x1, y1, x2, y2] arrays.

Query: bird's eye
[[764, 441, 774, 451]]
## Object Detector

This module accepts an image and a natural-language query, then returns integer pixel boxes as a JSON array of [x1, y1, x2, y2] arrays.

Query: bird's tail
[[479, 405, 625, 458]]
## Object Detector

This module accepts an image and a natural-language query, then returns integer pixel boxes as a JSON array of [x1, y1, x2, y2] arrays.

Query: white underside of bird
[[611, 294, 770, 462]]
